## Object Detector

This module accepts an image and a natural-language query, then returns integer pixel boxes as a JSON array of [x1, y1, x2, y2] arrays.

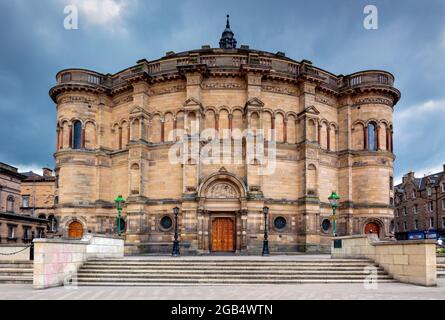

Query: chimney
[[43, 168, 53, 177]]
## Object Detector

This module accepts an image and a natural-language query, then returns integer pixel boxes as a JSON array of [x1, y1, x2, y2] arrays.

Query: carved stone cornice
[[50, 83, 108, 103]]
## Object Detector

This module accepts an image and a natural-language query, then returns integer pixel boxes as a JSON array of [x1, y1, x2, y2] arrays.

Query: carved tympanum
[[207, 183, 238, 199]]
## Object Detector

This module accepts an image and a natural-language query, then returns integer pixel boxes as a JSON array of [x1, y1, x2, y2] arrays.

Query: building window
[[36, 228, 44, 239], [427, 187, 432, 197], [7, 225, 16, 240], [396, 209, 399, 217], [403, 221, 407, 231], [274, 217, 287, 231], [54, 196, 59, 205], [160, 216, 173, 231], [414, 219, 418, 230], [390, 197, 394, 206], [367, 123, 377, 151], [389, 176, 394, 190], [321, 219, 331, 233], [403, 207, 407, 216], [413, 204, 418, 214], [442, 217, 445, 228], [6, 196, 15, 213], [442, 183, 445, 193], [23, 226, 31, 242], [429, 217, 434, 229], [442, 198, 445, 210], [428, 201, 433, 212], [412, 190, 416, 199], [72, 121, 82, 149], [22, 195, 30, 208]]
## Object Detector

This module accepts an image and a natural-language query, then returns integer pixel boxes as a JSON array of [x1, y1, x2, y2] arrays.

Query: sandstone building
[[21, 169, 57, 233], [49, 18, 400, 254], [394, 166, 445, 240], [0, 163, 48, 244]]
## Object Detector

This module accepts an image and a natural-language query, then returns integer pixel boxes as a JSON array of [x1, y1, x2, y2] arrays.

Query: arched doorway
[[364, 222, 380, 237], [68, 221, 84, 239], [197, 169, 248, 253]]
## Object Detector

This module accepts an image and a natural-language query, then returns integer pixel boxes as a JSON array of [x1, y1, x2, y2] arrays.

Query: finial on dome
[[219, 14, 237, 49]]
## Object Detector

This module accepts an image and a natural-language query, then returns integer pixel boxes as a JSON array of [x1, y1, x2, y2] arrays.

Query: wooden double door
[[211, 218, 235, 252]]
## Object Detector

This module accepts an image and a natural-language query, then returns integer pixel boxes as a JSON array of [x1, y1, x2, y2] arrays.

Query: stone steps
[[76, 258, 394, 286], [437, 263, 445, 278], [0, 261, 33, 284]]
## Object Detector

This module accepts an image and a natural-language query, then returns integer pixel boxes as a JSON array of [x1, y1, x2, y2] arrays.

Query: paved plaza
[[0, 279, 444, 300]]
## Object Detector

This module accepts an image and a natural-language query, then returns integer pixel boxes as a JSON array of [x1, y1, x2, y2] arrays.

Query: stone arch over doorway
[[363, 218, 384, 238], [66, 219, 85, 239], [197, 168, 248, 254]]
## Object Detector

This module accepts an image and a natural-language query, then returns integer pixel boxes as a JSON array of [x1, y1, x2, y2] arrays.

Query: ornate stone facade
[[49, 42, 400, 254]]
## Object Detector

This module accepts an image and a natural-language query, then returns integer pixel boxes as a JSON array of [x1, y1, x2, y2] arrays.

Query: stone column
[[56, 128, 60, 150]]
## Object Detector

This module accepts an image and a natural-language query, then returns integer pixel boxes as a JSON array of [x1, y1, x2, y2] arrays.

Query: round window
[[321, 219, 331, 233], [274, 217, 287, 230], [160, 216, 173, 230]]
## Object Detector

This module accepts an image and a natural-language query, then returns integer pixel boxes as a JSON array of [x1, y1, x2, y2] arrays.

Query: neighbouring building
[[49, 17, 400, 254], [394, 165, 445, 240], [21, 168, 57, 234], [0, 163, 48, 244]]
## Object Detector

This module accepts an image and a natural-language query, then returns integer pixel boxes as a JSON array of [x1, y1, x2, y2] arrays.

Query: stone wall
[[331, 235, 437, 286], [33, 234, 124, 289]]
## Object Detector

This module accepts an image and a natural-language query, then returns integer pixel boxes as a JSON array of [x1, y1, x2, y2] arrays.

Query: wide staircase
[[0, 261, 33, 284], [75, 258, 395, 286]]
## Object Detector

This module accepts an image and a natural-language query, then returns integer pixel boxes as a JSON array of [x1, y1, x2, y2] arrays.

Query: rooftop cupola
[[219, 15, 237, 49]]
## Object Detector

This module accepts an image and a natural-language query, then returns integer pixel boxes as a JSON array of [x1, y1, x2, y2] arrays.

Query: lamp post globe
[[262, 206, 270, 256], [172, 207, 180, 257], [114, 195, 125, 237], [328, 191, 340, 237]]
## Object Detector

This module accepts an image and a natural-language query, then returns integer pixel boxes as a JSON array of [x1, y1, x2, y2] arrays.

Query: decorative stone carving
[[262, 85, 298, 96], [207, 183, 238, 199], [201, 82, 246, 90], [353, 97, 393, 107], [147, 84, 186, 96], [59, 96, 96, 104]]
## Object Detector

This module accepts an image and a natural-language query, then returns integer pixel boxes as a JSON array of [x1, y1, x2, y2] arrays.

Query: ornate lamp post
[[328, 191, 340, 237], [114, 195, 125, 237], [262, 206, 270, 256], [172, 207, 180, 257]]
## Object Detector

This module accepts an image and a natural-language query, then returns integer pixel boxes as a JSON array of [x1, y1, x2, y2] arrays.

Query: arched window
[[72, 121, 82, 149], [6, 196, 15, 213], [367, 123, 377, 151]]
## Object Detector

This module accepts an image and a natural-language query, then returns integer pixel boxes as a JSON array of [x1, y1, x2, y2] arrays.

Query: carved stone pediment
[[207, 182, 238, 199], [183, 97, 204, 114], [245, 97, 265, 109], [299, 105, 320, 116]]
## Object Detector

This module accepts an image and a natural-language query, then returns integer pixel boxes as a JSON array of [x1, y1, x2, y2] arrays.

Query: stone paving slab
[[1, 279, 445, 300]]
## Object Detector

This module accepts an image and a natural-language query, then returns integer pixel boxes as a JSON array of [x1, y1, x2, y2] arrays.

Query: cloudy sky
[[0, 0, 444, 183]]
